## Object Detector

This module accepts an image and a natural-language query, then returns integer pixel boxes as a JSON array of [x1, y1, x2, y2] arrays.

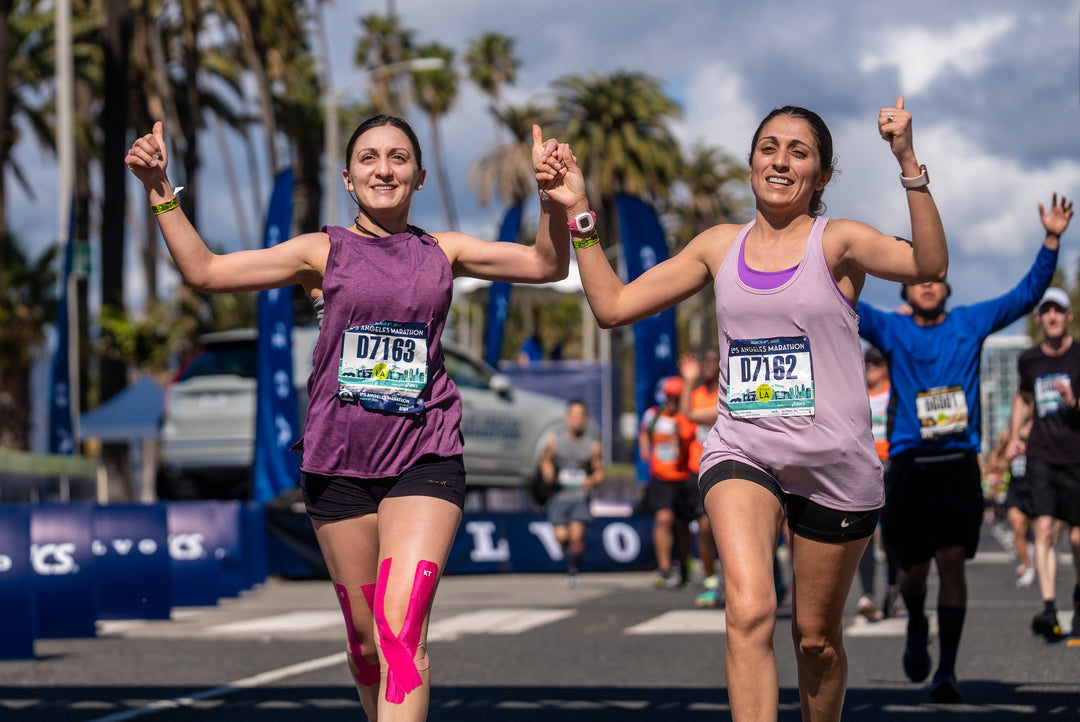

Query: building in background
[[980, 333, 1032, 454]]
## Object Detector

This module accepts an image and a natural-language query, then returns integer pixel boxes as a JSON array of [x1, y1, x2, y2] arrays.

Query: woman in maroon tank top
[[127, 117, 575, 720], [536, 98, 949, 720]]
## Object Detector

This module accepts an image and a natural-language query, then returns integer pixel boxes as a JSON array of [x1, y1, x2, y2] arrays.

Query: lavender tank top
[[296, 225, 463, 478], [699, 217, 884, 511]]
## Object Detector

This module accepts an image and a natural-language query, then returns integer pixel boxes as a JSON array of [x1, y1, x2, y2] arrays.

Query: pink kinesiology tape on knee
[[334, 582, 380, 687], [374, 557, 439, 704]]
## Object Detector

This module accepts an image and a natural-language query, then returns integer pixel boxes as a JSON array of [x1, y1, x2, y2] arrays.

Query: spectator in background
[[859, 193, 1072, 702], [518, 306, 544, 364], [679, 349, 724, 607], [639, 376, 698, 589], [855, 346, 891, 622], [1004, 405, 1036, 588], [540, 400, 605, 587], [1006, 287, 1080, 639]]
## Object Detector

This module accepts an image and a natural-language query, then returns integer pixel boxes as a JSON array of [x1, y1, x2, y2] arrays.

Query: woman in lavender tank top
[[536, 98, 948, 720], [127, 117, 574, 720]]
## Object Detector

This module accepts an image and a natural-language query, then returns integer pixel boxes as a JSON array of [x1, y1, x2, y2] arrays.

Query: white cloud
[[674, 60, 760, 162], [859, 14, 1016, 96]]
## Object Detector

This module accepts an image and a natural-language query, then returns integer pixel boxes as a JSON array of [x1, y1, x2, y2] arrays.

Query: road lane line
[[427, 608, 575, 642], [205, 611, 342, 635], [625, 610, 726, 635], [83, 651, 347, 722]]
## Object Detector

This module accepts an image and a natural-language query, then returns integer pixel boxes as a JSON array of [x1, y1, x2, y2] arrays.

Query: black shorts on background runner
[[882, 449, 983, 569]]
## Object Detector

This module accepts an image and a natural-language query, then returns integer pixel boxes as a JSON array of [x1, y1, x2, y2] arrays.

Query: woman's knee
[[725, 584, 778, 638], [792, 618, 843, 666]]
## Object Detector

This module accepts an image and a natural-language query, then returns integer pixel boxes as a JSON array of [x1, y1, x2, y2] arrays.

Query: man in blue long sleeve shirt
[[857, 194, 1073, 704]]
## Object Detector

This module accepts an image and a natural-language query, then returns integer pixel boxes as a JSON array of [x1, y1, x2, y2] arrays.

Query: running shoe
[[902, 617, 931, 682], [653, 568, 682, 590], [929, 671, 962, 703], [695, 575, 722, 608], [857, 595, 883, 622], [566, 571, 578, 588], [1031, 609, 1062, 639], [1016, 564, 1036, 588]]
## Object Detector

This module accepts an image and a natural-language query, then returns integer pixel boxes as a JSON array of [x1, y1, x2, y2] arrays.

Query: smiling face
[[343, 124, 426, 220], [749, 114, 832, 215], [749, 107, 833, 217]]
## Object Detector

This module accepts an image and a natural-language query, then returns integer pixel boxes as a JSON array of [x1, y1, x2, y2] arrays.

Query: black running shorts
[[700, 459, 880, 543], [301, 454, 467, 521], [882, 449, 983, 569]]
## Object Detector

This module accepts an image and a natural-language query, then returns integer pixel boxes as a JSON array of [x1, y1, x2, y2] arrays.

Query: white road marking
[[625, 609, 726, 635], [846, 615, 939, 637], [427, 608, 576, 642], [205, 611, 342, 635]]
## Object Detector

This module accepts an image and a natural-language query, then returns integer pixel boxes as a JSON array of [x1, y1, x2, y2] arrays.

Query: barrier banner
[[30, 502, 97, 638], [241, 501, 268, 591], [444, 513, 655, 575], [615, 195, 678, 480], [166, 501, 244, 607], [483, 204, 523, 366], [212, 501, 246, 599], [253, 168, 301, 504], [0, 505, 35, 659], [264, 507, 656, 578], [92, 504, 171, 620]]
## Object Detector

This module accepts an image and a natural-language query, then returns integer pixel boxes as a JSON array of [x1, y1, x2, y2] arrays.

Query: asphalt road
[[2, 523, 1078, 721]]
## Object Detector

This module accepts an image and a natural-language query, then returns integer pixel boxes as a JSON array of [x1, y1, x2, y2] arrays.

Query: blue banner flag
[[484, 204, 523, 367], [252, 169, 299, 503], [616, 195, 678, 480], [48, 199, 77, 455]]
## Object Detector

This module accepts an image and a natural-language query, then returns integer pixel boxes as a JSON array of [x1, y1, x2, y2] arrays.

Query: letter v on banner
[[484, 204, 523, 367], [616, 195, 678, 480], [253, 169, 300, 503]]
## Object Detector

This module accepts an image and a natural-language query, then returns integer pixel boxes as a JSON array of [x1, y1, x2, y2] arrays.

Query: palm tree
[[355, 13, 417, 116], [0, 232, 57, 449], [411, 41, 458, 231], [665, 143, 749, 351], [1, 0, 99, 237], [463, 31, 519, 139], [668, 142, 750, 249], [208, 0, 292, 174], [467, 102, 554, 210], [550, 70, 682, 252]]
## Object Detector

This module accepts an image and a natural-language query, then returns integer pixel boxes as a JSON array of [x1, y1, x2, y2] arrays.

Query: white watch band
[[900, 165, 929, 189]]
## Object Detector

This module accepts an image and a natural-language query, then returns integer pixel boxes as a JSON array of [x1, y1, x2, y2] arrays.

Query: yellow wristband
[[151, 186, 184, 215], [151, 197, 180, 215], [571, 233, 600, 250]]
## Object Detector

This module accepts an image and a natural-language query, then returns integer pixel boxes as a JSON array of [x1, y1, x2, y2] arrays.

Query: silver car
[[157, 327, 565, 500]]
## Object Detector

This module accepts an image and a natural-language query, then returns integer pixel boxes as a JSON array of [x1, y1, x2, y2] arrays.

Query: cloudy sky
[[10, 0, 1080, 328]]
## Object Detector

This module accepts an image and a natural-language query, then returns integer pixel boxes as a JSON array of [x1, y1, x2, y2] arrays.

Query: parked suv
[[157, 328, 566, 500]]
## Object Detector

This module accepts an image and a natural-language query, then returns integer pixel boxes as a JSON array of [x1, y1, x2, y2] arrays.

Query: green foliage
[[463, 31, 519, 103], [501, 295, 584, 362], [552, 71, 683, 203], [0, 232, 57, 363]]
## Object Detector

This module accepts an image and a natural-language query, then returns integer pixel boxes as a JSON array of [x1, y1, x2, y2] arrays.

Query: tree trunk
[[101, 0, 133, 499], [0, 0, 12, 237], [0, 362, 31, 450], [428, 117, 458, 231]]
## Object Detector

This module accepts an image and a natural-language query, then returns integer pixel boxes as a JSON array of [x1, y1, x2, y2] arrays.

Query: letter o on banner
[[601, 521, 641, 564]]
